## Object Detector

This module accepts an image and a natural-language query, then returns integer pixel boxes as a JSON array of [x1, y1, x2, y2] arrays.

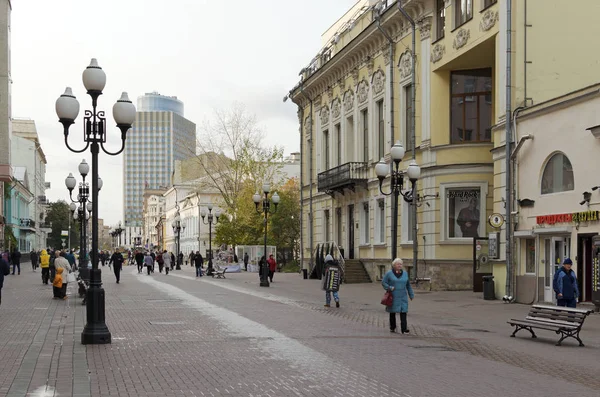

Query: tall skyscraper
[[123, 92, 196, 227]]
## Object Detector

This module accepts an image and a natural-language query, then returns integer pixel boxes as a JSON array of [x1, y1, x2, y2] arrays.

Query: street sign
[[476, 244, 482, 251], [488, 213, 505, 229]]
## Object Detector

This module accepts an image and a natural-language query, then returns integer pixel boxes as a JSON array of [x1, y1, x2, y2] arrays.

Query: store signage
[[536, 210, 600, 225]]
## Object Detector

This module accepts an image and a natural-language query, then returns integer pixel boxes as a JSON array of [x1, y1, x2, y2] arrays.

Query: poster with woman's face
[[448, 189, 481, 238]]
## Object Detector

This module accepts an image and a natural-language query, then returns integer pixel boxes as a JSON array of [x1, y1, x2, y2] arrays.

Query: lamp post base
[[176, 264, 181, 270], [260, 279, 270, 287], [78, 266, 90, 283], [81, 269, 111, 345]]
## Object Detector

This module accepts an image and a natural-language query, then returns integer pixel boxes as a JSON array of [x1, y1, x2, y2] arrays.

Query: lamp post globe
[[407, 160, 421, 181], [69, 202, 77, 212], [55, 87, 80, 123], [390, 141, 406, 162], [65, 173, 77, 190], [97, 176, 103, 191], [252, 192, 261, 204], [272, 192, 280, 205], [78, 159, 89, 177], [112, 93, 136, 127], [375, 158, 388, 180], [82, 58, 106, 93]]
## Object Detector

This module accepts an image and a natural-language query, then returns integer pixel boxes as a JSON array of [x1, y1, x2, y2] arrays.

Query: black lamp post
[[200, 204, 220, 273], [55, 58, 136, 345], [253, 184, 280, 287], [65, 161, 103, 282], [171, 213, 186, 270], [374, 141, 421, 267]]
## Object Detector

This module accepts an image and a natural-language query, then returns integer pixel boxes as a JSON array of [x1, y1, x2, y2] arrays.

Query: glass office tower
[[123, 93, 196, 227]]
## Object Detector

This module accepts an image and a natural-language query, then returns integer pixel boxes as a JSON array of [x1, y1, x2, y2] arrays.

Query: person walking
[[243, 252, 249, 271], [382, 258, 414, 334], [54, 251, 72, 274], [156, 251, 164, 273], [267, 254, 277, 283], [163, 250, 171, 275], [194, 251, 204, 277], [135, 250, 144, 273], [144, 252, 153, 275], [0, 255, 10, 306], [30, 249, 38, 271], [66, 250, 77, 271], [150, 251, 156, 273], [52, 267, 67, 299], [110, 248, 125, 283], [553, 257, 580, 308], [178, 252, 184, 269], [40, 249, 50, 285], [322, 255, 341, 308], [188, 251, 195, 267], [170, 252, 175, 271], [10, 247, 21, 275]]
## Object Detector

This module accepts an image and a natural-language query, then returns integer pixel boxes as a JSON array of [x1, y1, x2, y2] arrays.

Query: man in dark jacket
[[135, 250, 144, 274], [11, 248, 21, 275], [194, 251, 204, 277], [0, 256, 10, 306], [30, 250, 38, 271], [554, 258, 580, 308], [109, 248, 125, 283], [243, 252, 249, 271]]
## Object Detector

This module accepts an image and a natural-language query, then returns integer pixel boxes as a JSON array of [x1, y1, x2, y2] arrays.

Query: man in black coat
[[11, 248, 21, 275], [194, 251, 204, 277], [243, 252, 249, 271], [135, 250, 144, 274], [109, 248, 125, 283], [30, 250, 38, 271]]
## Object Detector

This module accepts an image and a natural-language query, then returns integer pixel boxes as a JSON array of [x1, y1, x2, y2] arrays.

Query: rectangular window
[[450, 69, 492, 143], [446, 187, 481, 238], [483, 0, 497, 9], [404, 84, 414, 151], [324, 210, 330, 242], [323, 129, 330, 170], [402, 199, 415, 243], [335, 123, 342, 166], [376, 199, 385, 244], [361, 202, 370, 244], [346, 116, 354, 162], [525, 239, 536, 274], [436, 0, 446, 40], [361, 109, 369, 162], [455, 0, 473, 28], [336, 207, 342, 247], [377, 100, 385, 159]]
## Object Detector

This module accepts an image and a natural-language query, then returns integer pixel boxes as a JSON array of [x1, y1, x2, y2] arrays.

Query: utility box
[[592, 237, 600, 310]]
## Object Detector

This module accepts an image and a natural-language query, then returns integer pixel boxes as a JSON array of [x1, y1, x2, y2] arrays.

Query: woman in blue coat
[[382, 258, 414, 333]]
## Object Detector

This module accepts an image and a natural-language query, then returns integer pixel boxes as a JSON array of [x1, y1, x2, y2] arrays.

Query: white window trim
[[399, 80, 412, 152], [360, 201, 371, 245], [372, 74, 386, 162], [323, 209, 330, 243], [439, 181, 488, 243], [375, 197, 386, 245], [358, 103, 370, 164], [401, 199, 414, 244], [523, 238, 537, 275]]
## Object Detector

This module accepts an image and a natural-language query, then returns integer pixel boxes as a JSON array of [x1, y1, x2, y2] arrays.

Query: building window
[[336, 207, 343, 248], [361, 108, 369, 162], [377, 100, 385, 159], [375, 199, 386, 244], [483, 0, 497, 9], [404, 84, 414, 151], [361, 202, 370, 244], [525, 239, 535, 274], [445, 186, 483, 239], [335, 123, 342, 166], [401, 200, 414, 243], [541, 153, 574, 194], [436, 0, 446, 40], [451, 69, 492, 143], [454, 0, 473, 28], [346, 116, 354, 162], [324, 209, 330, 242], [323, 129, 330, 170]]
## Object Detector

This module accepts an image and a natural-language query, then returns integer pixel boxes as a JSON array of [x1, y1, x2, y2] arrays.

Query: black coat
[[194, 254, 204, 268], [11, 250, 21, 265], [110, 252, 124, 268], [0, 258, 10, 288]]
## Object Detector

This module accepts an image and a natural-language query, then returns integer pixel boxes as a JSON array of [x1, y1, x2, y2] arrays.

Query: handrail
[[317, 162, 368, 192], [310, 240, 346, 282]]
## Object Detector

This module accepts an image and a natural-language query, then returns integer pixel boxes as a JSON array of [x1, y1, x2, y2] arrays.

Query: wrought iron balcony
[[318, 162, 369, 195], [19, 218, 36, 228]]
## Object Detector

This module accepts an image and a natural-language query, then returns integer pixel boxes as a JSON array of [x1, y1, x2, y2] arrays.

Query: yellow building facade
[[288, 0, 600, 292]]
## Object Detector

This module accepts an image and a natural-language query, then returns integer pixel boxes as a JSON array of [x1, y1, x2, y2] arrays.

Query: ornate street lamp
[[55, 58, 135, 345], [201, 204, 220, 273], [65, 161, 102, 281], [172, 213, 186, 270], [252, 183, 280, 287], [375, 141, 421, 272], [113, 222, 124, 247]]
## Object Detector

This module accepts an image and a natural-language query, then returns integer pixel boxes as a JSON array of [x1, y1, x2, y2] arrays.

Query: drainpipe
[[398, 0, 418, 281], [375, 11, 395, 144], [298, 110, 304, 271], [298, 85, 314, 272], [505, 0, 513, 298]]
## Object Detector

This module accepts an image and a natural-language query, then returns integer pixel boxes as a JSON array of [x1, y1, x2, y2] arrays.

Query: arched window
[[541, 153, 574, 194]]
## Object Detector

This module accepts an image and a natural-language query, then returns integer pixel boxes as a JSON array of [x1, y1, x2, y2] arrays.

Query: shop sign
[[536, 210, 600, 225]]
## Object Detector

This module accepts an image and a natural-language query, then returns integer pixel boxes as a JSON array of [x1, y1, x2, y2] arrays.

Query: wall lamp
[[580, 191, 592, 206]]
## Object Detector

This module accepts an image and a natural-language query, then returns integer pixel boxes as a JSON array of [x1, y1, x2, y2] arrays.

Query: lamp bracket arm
[[64, 135, 90, 154], [100, 138, 126, 156]]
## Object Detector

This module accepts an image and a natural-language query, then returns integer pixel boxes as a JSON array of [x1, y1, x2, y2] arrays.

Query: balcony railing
[[19, 218, 36, 228], [318, 162, 368, 195]]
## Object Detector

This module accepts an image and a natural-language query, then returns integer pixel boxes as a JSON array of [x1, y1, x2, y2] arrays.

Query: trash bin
[[482, 275, 495, 300], [302, 268, 308, 279]]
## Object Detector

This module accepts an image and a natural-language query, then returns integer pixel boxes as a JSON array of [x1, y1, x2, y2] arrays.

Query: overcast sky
[[11, 0, 358, 227]]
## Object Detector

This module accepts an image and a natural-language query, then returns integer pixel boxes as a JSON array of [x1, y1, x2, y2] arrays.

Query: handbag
[[381, 290, 393, 307], [67, 272, 76, 283]]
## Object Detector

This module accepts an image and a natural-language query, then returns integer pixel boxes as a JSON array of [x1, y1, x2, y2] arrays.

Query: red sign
[[536, 211, 600, 225]]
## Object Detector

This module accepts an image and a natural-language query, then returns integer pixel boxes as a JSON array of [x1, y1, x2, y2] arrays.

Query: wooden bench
[[507, 304, 593, 346], [211, 265, 227, 279]]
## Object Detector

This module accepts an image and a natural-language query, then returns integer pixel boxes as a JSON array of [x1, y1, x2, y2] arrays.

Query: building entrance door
[[544, 237, 567, 303], [577, 234, 595, 301], [347, 204, 355, 259]]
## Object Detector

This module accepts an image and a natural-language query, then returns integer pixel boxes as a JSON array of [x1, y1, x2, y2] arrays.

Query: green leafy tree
[[267, 178, 301, 259], [45, 201, 80, 250], [214, 180, 263, 246]]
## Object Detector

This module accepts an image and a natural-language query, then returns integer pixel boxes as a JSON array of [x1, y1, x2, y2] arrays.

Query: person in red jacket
[[267, 254, 277, 283]]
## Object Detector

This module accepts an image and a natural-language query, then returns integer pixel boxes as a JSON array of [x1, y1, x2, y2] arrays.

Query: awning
[[514, 230, 534, 238], [532, 226, 573, 235]]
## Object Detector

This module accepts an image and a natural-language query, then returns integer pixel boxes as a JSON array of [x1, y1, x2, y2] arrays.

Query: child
[[323, 255, 341, 308], [53, 267, 67, 299]]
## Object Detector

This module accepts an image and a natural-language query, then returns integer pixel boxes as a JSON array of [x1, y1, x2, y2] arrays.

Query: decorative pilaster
[[417, 16, 432, 40]]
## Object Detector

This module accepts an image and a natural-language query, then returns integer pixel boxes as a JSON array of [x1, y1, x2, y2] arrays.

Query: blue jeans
[[325, 291, 339, 305], [196, 267, 203, 277], [557, 298, 577, 308], [12, 263, 20, 274]]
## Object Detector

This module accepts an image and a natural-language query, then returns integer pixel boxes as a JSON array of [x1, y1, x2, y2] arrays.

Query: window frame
[[524, 238, 536, 275], [454, 0, 473, 29], [540, 152, 575, 195], [404, 84, 414, 152], [450, 68, 493, 144], [335, 123, 342, 166], [439, 182, 488, 242], [375, 198, 386, 244], [482, 0, 497, 11], [323, 129, 330, 170], [323, 209, 330, 242], [360, 108, 369, 163], [377, 100, 385, 160], [401, 198, 414, 244], [436, 0, 446, 41], [360, 201, 370, 245]]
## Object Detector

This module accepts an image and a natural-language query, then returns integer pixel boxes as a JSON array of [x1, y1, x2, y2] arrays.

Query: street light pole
[[171, 213, 186, 270], [201, 203, 220, 273], [253, 184, 280, 287], [375, 142, 421, 277], [55, 58, 136, 345]]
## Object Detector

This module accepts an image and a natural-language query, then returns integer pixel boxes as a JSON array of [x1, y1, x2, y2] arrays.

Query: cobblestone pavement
[[1, 265, 599, 396]]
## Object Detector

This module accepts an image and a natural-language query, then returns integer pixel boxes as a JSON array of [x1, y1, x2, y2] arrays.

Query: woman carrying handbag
[[381, 258, 414, 334]]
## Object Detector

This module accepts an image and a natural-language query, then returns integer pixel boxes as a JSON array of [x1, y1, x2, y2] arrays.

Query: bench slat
[[525, 316, 583, 327], [508, 319, 571, 331], [528, 310, 586, 323], [532, 304, 592, 315]]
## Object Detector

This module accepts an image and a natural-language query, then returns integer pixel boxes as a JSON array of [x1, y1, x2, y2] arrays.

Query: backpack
[[553, 268, 563, 294]]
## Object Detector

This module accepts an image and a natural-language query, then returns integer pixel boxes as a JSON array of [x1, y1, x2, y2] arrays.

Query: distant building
[[142, 189, 167, 249], [123, 92, 196, 227], [5, 167, 33, 251], [0, 0, 12, 248]]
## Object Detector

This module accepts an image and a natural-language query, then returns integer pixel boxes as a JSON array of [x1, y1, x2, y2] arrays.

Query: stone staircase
[[343, 259, 371, 284]]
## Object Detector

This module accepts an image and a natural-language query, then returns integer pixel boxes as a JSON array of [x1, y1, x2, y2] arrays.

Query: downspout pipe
[[398, 0, 418, 281], [375, 12, 395, 144], [298, 85, 314, 273], [505, 0, 513, 298]]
